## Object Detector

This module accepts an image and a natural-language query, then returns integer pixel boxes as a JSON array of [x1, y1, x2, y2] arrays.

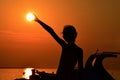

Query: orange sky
[[0, 0, 120, 73]]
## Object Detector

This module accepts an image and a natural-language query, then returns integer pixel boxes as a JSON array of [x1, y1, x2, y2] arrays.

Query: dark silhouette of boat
[[15, 51, 120, 80], [84, 52, 119, 80]]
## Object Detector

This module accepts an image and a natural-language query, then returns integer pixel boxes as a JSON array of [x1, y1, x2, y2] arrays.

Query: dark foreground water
[[0, 68, 120, 80]]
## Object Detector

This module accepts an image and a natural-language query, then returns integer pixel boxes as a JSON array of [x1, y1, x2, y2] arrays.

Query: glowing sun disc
[[26, 13, 35, 21]]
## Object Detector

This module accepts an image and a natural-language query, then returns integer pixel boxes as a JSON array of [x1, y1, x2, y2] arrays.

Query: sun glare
[[26, 13, 35, 21], [23, 68, 33, 79]]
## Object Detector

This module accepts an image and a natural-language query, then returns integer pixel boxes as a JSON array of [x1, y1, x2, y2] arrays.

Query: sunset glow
[[26, 13, 35, 21], [0, 0, 120, 79]]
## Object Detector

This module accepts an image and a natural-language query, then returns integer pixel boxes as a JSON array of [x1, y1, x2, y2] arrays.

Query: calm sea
[[0, 68, 119, 80]]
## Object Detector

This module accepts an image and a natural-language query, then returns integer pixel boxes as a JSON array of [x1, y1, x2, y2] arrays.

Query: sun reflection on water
[[23, 68, 33, 79]]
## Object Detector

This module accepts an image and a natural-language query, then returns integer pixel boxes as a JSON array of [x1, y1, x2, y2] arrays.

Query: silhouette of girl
[[35, 16, 83, 80]]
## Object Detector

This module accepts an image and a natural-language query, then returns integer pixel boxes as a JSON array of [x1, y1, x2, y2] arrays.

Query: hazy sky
[[0, 0, 120, 72]]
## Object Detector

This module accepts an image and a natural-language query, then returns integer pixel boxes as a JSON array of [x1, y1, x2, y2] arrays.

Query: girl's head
[[63, 25, 77, 43]]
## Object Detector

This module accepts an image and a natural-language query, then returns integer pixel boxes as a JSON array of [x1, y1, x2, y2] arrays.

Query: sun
[[26, 12, 35, 21]]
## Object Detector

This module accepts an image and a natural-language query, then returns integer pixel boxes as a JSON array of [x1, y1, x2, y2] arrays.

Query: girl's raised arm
[[35, 17, 66, 46]]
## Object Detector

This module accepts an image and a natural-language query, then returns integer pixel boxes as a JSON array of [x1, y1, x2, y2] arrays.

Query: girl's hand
[[34, 14, 39, 22]]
